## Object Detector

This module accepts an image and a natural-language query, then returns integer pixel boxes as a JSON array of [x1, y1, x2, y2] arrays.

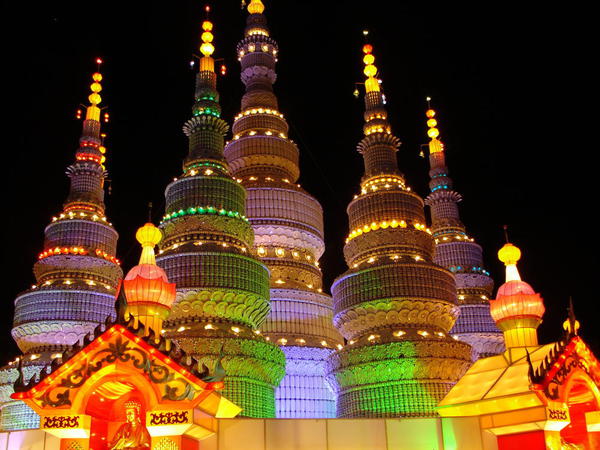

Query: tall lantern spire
[[490, 241, 545, 348], [156, 10, 285, 419], [1, 62, 122, 431], [424, 103, 504, 360], [327, 41, 471, 418], [223, 0, 342, 418], [357, 43, 401, 179]]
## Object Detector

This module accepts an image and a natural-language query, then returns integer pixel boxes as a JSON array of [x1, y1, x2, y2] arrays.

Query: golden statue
[[109, 400, 151, 449]]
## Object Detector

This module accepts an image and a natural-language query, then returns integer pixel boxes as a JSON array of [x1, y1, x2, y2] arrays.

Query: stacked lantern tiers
[[223, 0, 342, 418], [424, 107, 504, 360], [155, 16, 285, 418], [0, 70, 122, 430], [326, 44, 473, 418]]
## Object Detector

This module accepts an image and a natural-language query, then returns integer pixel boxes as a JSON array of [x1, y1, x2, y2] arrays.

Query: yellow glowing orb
[[248, 0, 265, 14], [136, 223, 162, 247], [200, 42, 215, 57], [427, 128, 439, 139], [88, 93, 102, 105], [498, 243, 521, 265], [364, 64, 377, 77]]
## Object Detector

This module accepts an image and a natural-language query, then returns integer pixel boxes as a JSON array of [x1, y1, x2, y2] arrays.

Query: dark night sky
[[1, 1, 597, 361]]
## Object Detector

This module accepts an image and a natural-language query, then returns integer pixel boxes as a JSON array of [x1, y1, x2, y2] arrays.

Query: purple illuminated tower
[[223, 0, 342, 418], [326, 43, 472, 418], [156, 14, 285, 418], [0, 67, 122, 430], [424, 104, 504, 360]]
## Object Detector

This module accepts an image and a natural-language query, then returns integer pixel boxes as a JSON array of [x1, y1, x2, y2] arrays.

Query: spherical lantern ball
[[248, 0, 265, 14], [136, 223, 162, 247], [90, 82, 102, 93], [202, 20, 213, 31], [200, 42, 215, 57], [92, 72, 103, 82], [88, 93, 102, 105], [201, 31, 214, 43], [427, 127, 439, 139], [363, 54, 375, 65], [498, 243, 521, 265], [426, 109, 436, 118], [364, 64, 377, 77], [427, 118, 437, 128], [363, 44, 373, 54]]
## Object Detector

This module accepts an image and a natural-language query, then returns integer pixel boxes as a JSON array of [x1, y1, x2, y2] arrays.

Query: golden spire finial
[[248, 0, 265, 14], [199, 6, 216, 72], [426, 98, 444, 154], [85, 59, 103, 121], [362, 42, 380, 93], [200, 7, 215, 58]]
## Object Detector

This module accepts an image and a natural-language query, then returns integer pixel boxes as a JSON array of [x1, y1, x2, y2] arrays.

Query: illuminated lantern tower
[[156, 14, 285, 418], [123, 223, 176, 336], [223, 0, 342, 418], [327, 43, 472, 418], [0, 68, 122, 431], [424, 106, 504, 360], [490, 241, 545, 347]]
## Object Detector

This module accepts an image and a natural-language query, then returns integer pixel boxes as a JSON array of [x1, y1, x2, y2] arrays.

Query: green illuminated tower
[[326, 42, 472, 417], [156, 14, 285, 417]]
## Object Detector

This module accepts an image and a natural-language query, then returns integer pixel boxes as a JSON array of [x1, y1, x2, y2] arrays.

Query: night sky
[[2, 1, 596, 361]]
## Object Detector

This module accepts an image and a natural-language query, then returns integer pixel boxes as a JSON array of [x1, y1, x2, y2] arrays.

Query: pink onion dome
[[122, 223, 176, 308], [490, 242, 545, 326]]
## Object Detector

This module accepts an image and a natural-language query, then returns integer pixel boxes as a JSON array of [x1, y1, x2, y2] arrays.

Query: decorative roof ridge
[[13, 285, 226, 394]]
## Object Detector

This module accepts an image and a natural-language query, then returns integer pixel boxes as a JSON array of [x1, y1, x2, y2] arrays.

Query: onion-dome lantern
[[122, 223, 176, 337], [490, 242, 545, 347]]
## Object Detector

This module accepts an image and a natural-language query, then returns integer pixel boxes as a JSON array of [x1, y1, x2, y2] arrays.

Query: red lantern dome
[[490, 280, 545, 325]]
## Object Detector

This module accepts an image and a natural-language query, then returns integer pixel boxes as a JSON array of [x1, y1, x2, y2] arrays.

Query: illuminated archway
[[560, 371, 600, 448]]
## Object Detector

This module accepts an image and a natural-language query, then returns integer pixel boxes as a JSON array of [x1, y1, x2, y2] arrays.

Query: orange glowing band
[[76, 153, 103, 164], [94, 248, 121, 265], [346, 220, 431, 243], [39, 247, 88, 259]]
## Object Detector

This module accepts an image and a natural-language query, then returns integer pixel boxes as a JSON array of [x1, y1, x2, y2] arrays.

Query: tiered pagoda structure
[[0, 68, 122, 431], [223, 0, 342, 418], [326, 43, 472, 418], [424, 106, 504, 360], [155, 14, 285, 418]]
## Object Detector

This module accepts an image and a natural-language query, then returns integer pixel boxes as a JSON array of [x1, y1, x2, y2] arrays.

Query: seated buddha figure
[[109, 400, 151, 449]]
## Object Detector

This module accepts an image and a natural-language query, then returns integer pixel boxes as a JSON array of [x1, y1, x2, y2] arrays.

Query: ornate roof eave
[[530, 335, 600, 401], [13, 286, 226, 397]]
